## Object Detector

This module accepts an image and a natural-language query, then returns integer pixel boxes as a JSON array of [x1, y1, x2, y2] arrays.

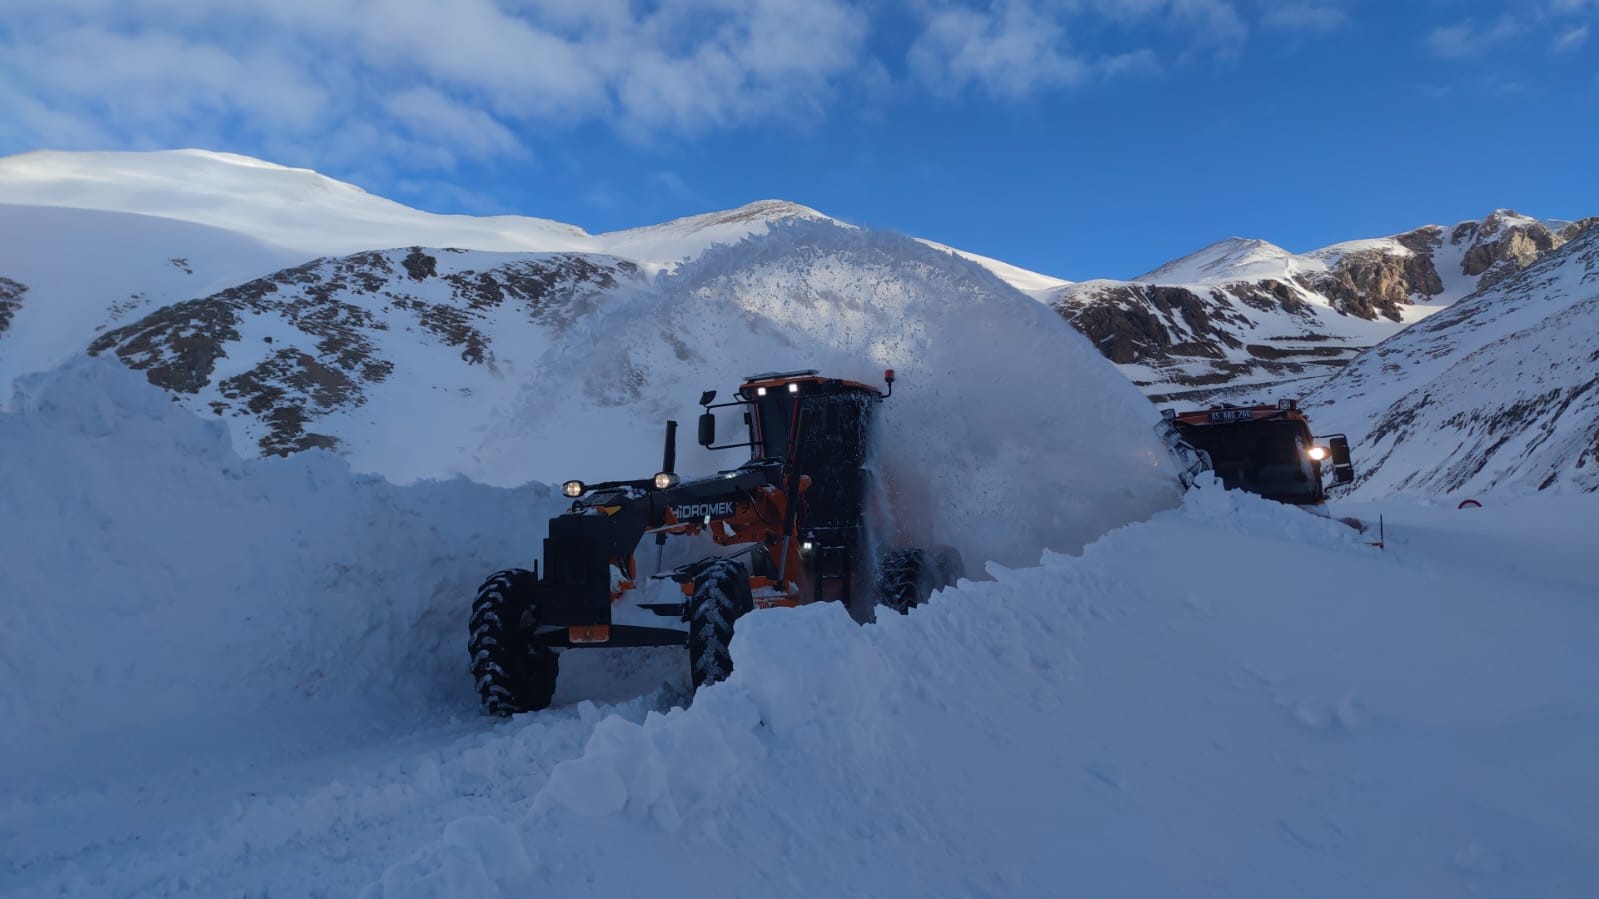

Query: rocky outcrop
[[1452, 210, 1571, 290], [0, 277, 26, 337], [1052, 279, 1358, 397], [1310, 228, 1599, 495], [1054, 209, 1592, 400], [1299, 227, 1445, 321], [90, 248, 640, 456]]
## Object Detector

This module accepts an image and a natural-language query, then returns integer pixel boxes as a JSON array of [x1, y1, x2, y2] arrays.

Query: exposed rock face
[[1053, 279, 1355, 398], [0, 277, 25, 337], [1454, 210, 1562, 290], [90, 248, 640, 455], [1298, 227, 1445, 321], [1054, 209, 1592, 400], [1309, 227, 1599, 495]]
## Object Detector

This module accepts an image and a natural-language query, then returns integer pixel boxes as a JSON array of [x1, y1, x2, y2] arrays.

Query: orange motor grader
[[468, 369, 961, 716]]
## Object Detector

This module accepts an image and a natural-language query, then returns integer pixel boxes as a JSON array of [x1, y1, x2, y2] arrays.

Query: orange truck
[[1160, 399, 1355, 505]]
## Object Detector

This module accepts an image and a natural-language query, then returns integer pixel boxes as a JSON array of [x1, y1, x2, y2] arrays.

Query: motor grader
[[469, 369, 961, 715]]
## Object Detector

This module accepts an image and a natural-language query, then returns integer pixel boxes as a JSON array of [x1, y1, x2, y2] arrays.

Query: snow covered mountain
[[1049, 211, 1595, 401], [0, 149, 1070, 406], [1307, 225, 1599, 497], [4, 148, 1598, 897]]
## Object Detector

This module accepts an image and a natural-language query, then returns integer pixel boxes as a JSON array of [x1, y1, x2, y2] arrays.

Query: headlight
[[1307, 446, 1328, 461], [562, 479, 585, 497], [653, 472, 680, 490]]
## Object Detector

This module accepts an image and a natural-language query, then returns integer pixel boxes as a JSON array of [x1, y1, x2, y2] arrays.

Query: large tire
[[686, 558, 754, 691], [878, 545, 963, 615], [877, 547, 935, 615], [469, 568, 559, 716]]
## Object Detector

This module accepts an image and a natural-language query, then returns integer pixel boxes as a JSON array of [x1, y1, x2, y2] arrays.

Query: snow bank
[[372, 479, 1599, 898], [0, 358, 559, 757], [506, 221, 1181, 567]]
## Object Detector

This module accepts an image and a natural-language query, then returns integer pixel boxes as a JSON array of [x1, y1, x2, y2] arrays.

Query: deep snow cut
[[0, 358, 560, 759], [369, 477, 1599, 899]]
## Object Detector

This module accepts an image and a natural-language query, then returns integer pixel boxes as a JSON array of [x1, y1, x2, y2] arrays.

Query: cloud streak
[[0, 0, 1350, 172]]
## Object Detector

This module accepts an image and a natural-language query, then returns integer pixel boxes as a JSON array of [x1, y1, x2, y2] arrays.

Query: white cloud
[[903, 0, 1245, 98], [1553, 24, 1591, 52], [1260, 2, 1350, 33], [1425, 17, 1522, 59], [0, 0, 870, 167], [382, 88, 525, 166], [908, 1, 1090, 98], [0, 0, 1389, 172]]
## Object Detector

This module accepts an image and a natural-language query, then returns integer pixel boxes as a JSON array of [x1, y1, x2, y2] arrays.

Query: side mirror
[[699, 390, 717, 406], [1326, 435, 1355, 485], [1328, 435, 1352, 466], [698, 411, 716, 447]]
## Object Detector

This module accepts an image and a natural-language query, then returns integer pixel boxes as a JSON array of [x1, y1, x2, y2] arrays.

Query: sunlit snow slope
[[1309, 226, 1599, 497], [1050, 212, 1594, 401]]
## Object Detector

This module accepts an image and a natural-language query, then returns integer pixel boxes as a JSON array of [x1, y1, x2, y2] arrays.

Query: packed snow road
[[1, 650, 689, 897]]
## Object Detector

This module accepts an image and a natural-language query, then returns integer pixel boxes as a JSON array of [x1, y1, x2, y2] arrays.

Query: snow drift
[[513, 221, 1182, 567], [0, 358, 560, 758], [368, 480, 1599, 899]]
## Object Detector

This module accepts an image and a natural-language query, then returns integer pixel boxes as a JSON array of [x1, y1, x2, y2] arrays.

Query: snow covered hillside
[[0, 148, 1053, 293], [4, 148, 1598, 898], [1049, 211, 1595, 402], [5, 366, 1595, 897], [1307, 225, 1599, 497]]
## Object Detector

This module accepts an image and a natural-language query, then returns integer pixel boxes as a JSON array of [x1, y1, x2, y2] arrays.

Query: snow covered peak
[[0, 149, 1064, 294], [1309, 225, 1599, 496], [0, 148, 593, 257], [1478, 208, 1539, 233], [1133, 237, 1296, 284], [592, 199, 839, 271]]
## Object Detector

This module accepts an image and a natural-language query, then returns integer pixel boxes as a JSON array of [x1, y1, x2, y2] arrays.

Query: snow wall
[[500, 221, 1181, 568], [0, 359, 562, 757]]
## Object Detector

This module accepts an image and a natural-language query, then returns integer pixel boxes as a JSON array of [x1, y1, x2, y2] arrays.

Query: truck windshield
[[1184, 420, 1321, 500]]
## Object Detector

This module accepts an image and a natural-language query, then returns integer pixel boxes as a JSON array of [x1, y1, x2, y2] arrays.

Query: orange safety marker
[[568, 625, 611, 644]]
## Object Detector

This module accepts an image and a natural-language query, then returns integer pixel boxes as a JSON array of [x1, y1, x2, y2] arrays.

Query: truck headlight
[[653, 472, 680, 490], [563, 479, 586, 497], [1307, 446, 1328, 461]]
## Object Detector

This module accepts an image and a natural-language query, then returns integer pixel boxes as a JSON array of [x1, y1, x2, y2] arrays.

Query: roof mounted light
[[1161, 408, 1177, 420], [788, 382, 799, 393], [562, 480, 585, 498], [757, 387, 767, 396], [653, 472, 681, 490], [1308, 446, 1328, 462]]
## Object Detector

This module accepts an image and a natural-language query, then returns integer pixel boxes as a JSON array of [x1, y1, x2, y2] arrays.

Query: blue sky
[[1, 0, 1594, 279]]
